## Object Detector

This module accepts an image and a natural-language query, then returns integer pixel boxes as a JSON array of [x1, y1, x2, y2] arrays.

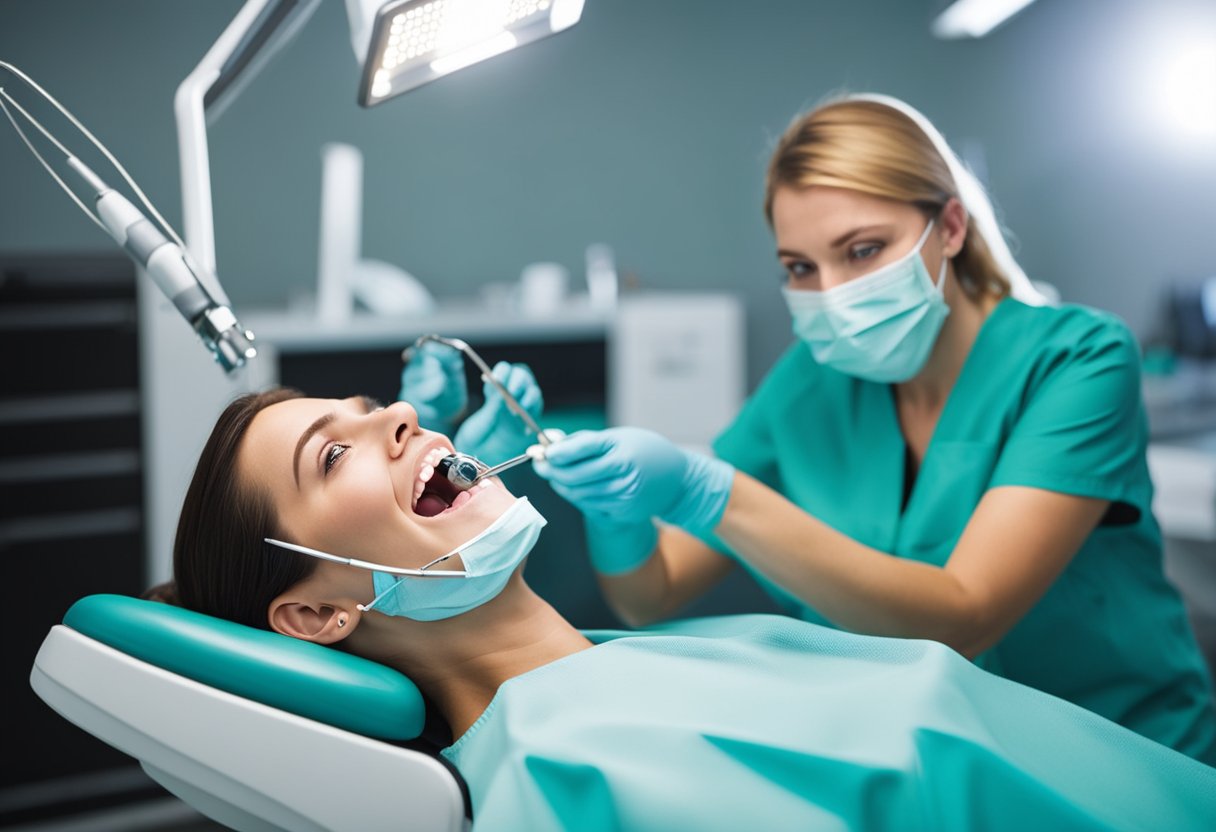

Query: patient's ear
[[269, 596, 359, 644]]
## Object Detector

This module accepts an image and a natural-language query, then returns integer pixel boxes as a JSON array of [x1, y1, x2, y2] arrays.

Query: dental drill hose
[[70, 158, 256, 372], [0, 63, 255, 373]]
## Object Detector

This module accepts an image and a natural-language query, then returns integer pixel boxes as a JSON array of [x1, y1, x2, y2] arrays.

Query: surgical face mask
[[365, 497, 546, 621], [266, 497, 547, 622], [781, 220, 950, 383]]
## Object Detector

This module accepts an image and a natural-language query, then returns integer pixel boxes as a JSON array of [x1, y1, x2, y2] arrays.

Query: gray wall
[[3, 0, 1215, 386]]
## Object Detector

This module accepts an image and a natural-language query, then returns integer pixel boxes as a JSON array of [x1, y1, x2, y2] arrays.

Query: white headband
[[845, 93, 1049, 306]]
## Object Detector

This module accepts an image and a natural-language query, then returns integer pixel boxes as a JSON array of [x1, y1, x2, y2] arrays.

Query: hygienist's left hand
[[399, 341, 468, 433], [534, 428, 735, 535], [455, 362, 545, 465]]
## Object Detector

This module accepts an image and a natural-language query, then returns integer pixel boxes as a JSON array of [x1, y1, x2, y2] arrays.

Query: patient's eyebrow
[[294, 412, 336, 489]]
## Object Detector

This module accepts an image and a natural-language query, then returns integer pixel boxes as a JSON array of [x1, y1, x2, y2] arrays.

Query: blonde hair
[[764, 98, 1011, 301]]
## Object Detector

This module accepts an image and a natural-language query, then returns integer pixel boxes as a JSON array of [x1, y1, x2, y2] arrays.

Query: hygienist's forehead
[[773, 187, 917, 236]]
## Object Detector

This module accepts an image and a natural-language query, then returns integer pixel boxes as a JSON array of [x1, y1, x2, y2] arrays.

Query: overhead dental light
[[931, 0, 1038, 39], [172, 0, 585, 370], [348, 0, 586, 107]]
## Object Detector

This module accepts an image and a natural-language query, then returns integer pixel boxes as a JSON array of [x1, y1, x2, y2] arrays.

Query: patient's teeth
[[419, 464, 434, 483]]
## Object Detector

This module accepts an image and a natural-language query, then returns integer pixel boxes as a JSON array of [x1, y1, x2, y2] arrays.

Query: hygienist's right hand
[[534, 427, 735, 536], [399, 341, 467, 433], [454, 361, 544, 465]]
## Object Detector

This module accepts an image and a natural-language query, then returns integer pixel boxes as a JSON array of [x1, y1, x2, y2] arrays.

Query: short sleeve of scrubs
[[988, 314, 1148, 516], [710, 346, 805, 493]]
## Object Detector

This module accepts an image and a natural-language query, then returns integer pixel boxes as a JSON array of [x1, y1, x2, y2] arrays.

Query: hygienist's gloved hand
[[455, 361, 544, 465], [399, 341, 467, 433], [534, 428, 735, 536]]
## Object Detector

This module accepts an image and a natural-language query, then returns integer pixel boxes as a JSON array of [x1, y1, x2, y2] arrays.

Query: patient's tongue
[[415, 493, 449, 517]]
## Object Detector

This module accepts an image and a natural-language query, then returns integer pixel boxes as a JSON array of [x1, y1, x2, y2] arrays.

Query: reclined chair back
[[31, 594, 469, 832]]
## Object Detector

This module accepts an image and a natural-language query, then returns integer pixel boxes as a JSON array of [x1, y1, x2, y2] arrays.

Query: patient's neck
[[355, 576, 592, 739]]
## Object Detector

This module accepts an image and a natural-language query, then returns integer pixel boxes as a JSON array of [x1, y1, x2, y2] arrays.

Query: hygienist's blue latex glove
[[455, 361, 545, 465], [534, 428, 735, 536], [399, 341, 467, 433]]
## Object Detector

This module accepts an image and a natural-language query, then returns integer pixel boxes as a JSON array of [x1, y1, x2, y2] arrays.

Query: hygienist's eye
[[324, 443, 350, 474], [782, 261, 815, 283], [849, 242, 883, 261]]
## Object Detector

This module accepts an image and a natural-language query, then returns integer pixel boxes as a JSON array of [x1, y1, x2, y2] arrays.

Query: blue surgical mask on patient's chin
[[359, 497, 547, 622], [781, 220, 950, 383]]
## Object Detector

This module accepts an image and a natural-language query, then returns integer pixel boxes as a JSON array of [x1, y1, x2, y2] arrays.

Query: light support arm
[[174, 0, 323, 303]]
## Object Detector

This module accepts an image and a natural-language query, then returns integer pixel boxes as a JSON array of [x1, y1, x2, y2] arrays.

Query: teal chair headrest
[[64, 594, 425, 740]]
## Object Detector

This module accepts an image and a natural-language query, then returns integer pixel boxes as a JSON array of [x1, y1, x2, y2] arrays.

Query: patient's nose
[[382, 401, 419, 454]]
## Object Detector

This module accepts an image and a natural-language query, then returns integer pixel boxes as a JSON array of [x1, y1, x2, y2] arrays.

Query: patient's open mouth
[[413, 447, 477, 517]]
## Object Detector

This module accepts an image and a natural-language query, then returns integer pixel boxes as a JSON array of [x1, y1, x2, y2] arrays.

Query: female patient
[[160, 388, 1216, 831]]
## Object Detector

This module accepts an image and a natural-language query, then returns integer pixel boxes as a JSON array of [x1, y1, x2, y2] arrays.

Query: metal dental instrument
[[434, 447, 549, 492], [466, 449, 544, 482], [402, 333, 561, 494], [402, 334, 553, 448]]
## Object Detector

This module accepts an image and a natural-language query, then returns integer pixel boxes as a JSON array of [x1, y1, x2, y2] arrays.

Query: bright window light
[[355, 0, 584, 106], [932, 0, 1038, 39], [1160, 36, 1216, 140]]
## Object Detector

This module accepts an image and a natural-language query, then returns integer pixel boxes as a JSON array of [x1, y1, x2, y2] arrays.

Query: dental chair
[[30, 594, 471, 832]]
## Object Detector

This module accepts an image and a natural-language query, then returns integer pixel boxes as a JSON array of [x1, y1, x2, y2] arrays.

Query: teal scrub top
[[712, 299, 1216, 764], [442, 615, 1216, 831]]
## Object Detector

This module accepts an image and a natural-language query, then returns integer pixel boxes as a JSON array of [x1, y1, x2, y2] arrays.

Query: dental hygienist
[[532, 94, 1216, 765]]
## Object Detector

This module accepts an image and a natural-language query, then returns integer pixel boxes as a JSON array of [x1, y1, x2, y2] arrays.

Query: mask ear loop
[[358, 579, 403, 613], [355, 550, 470, 613]]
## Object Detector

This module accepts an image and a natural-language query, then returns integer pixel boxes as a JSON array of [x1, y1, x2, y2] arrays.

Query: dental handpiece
[[435, 430, 565, 492], [434, 452, 529, 491]]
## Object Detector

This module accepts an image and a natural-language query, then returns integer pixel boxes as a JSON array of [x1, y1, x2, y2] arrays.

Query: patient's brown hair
[[146, 388, 317, 629]]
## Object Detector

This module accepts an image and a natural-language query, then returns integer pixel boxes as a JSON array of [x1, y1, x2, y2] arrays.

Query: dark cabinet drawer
[[7, 530, 146, 789], [0, 468, 142, 518], [0, 409, 141, 458], [0, 322, 139, 393]]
